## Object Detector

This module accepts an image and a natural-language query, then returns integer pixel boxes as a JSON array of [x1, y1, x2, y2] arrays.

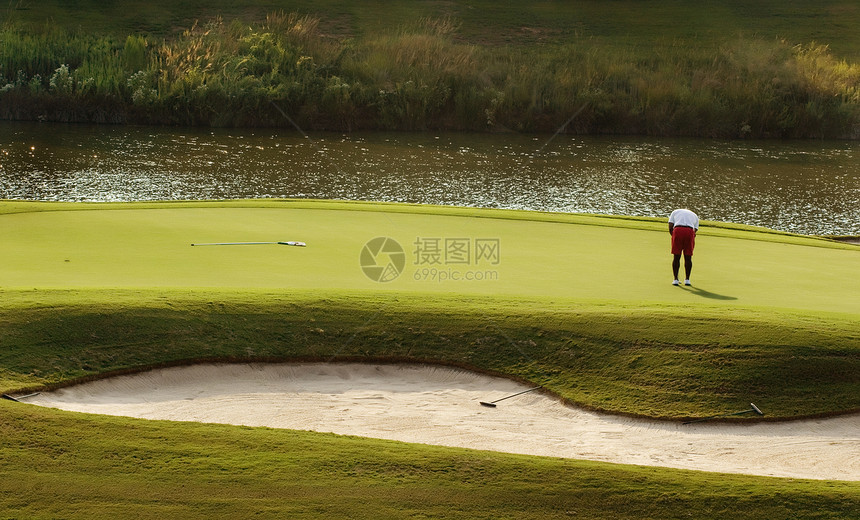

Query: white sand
[[27, 362, 860, 481]]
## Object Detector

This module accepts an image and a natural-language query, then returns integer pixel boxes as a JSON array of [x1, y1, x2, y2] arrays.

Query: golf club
[[191, 241, 306, 247], [683, 402, 764, 424], [480, 387, 541, 408], [1, 392, 40, 402]]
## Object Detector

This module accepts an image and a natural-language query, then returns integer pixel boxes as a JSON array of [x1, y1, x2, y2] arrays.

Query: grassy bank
[[0, 401, 857, 519], [2, 1, 860, 136], [6, 0, 860, 55], [2, 290, 859, 420]]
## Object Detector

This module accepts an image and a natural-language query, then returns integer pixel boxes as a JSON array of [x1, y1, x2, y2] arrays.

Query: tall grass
[[1, 13, 859, 137]]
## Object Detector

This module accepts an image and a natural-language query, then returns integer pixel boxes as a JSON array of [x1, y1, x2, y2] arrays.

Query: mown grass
[[2, 1, 860, 136], [2, 401, 857, 519], [2, 200, 858, 419], [1, 200, 859, 517]]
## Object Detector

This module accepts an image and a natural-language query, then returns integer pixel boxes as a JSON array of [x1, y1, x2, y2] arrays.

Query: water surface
[[1, 122, 858, 235]]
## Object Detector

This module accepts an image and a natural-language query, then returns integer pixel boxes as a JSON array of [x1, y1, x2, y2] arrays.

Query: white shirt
[[669, 209, 699, 230]]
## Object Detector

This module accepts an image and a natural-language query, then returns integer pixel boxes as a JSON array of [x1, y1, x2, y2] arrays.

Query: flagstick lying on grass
[[191, 241, 306, 247]]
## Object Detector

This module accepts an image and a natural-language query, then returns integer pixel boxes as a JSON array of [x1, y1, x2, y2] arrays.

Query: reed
[[1, 13, 859, 137]]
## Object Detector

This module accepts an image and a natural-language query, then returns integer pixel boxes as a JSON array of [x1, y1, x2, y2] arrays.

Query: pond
[[1, 122, 858, 236]]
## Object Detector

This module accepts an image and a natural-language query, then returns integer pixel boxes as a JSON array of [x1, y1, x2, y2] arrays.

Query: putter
[[191, 241, 306, 247], [480, 387, 541, 408], [683, 402, 764, 424]]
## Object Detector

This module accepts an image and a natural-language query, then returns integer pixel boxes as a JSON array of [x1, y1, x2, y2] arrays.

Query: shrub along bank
[[2, 11, 859, 137]]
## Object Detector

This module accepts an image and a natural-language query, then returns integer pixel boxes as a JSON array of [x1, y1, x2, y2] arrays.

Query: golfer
[[668, 208, 699, 286]]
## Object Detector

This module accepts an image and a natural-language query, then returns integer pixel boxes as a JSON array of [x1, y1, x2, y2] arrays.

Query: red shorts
[[671, 226, 695, 256]]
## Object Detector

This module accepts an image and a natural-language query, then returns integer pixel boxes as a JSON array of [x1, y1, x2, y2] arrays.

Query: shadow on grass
[[681, 286, 738, 300]]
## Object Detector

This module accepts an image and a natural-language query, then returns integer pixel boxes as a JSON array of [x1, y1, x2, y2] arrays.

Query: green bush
[[122, 35, 148, 72]]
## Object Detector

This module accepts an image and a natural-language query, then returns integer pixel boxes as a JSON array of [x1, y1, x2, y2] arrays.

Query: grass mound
[[2, 200, 857, 418], [2, 402, 857, 519], [3, 401, 860, 519], [2, 199, 858, 518]]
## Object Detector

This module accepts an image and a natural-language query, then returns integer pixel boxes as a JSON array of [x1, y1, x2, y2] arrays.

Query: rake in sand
[[2, 392, 40, 402], [479, 387, 541, 408]]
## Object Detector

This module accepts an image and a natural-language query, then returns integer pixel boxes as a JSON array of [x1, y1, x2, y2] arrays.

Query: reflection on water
[[1, 122, 858, 235]]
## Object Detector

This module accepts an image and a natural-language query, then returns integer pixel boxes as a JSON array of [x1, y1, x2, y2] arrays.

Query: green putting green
[[2, 200, 858, 315]]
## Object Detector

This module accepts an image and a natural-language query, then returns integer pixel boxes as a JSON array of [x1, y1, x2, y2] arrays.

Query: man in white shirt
[[668, 208, 699, 286]]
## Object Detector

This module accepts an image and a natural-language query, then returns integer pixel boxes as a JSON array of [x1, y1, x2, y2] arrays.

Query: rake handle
[[683, 403, 763, 425], [480, 386, 542, 407]]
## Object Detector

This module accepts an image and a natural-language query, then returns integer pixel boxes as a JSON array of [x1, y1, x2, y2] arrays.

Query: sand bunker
[[28, 362, 860, 481]]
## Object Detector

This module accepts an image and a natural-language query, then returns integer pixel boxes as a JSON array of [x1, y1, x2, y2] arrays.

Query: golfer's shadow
[[682, 286, 737, 300]]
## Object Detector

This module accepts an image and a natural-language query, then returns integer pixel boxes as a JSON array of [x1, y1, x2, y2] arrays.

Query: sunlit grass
[[3, 402, 857, 519], [1, 200, 858, 518], [2, 200, 858, 418]]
